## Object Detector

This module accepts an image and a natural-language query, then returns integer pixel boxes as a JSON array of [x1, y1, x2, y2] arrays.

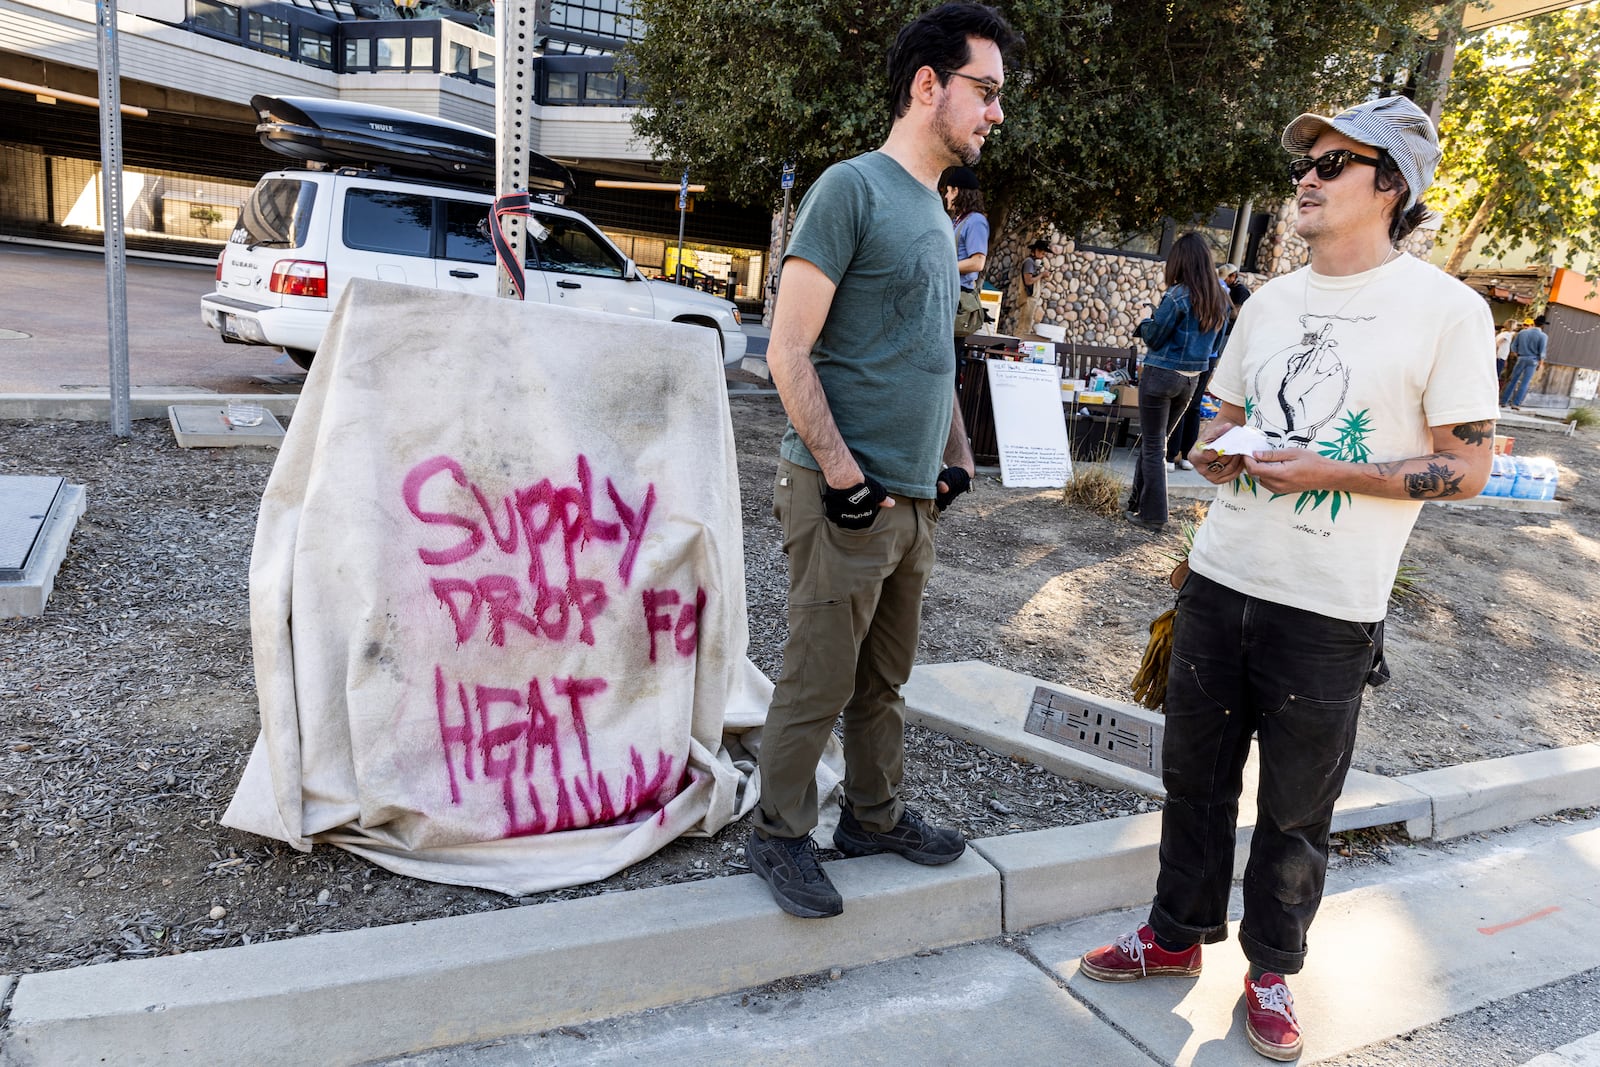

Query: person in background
[[1081, 95, 1497, 1062], [1126, 232, 1228, 530], [1494, 319, 1519, 381], [1013, 238, 1050, 337], [943, 164, 990, 358], [1168, 263, 1241, 470], [747, 1, 1016, 920], [1502, 315, 1548, 410]]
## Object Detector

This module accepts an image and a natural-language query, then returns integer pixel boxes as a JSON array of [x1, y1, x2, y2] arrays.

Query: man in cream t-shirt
[[1080, 96, 1499, 1063]]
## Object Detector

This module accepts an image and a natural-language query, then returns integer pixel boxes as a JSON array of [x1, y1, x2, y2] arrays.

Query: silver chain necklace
[[1300, 247, 1400, 345]]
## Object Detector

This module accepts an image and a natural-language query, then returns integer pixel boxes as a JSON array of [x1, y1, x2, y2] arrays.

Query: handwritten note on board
[[986, 360, 1072, 488]]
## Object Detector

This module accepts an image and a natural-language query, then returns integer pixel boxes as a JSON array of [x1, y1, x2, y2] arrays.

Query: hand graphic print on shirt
[[1236, 324, 1376, 521]]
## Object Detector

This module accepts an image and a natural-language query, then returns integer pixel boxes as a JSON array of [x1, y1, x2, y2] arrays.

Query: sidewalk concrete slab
[[0, 481, 85, 619], [167, 405, 286, 448], [0, 852, 999, 1067], [1524, 1030, 1600, 1066], [1030, 823, 1600, 1064], [1398, 743, 1600, 839], [904, 661, 1163, 794], [384, 941, 1134, 1067]]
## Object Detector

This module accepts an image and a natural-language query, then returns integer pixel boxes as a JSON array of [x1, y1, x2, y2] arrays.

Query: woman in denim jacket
[[1127, 233, 1229, 530]]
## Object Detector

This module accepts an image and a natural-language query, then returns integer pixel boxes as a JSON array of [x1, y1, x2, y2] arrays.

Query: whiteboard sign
[[986, 360, 1071, 487]]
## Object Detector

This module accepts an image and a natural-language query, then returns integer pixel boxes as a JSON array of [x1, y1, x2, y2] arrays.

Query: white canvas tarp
[[222, 280, 784, 894]]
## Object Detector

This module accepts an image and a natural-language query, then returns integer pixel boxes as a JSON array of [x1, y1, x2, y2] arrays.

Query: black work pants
[[1148, 571, 1379, 975]]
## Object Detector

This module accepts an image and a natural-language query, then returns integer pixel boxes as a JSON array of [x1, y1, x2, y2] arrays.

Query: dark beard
[[933, 102, 981, 166]]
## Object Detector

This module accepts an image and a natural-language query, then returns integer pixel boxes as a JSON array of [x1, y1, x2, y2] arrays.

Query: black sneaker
[[744, 830, 843, 918], [833, 805, 966, 865]]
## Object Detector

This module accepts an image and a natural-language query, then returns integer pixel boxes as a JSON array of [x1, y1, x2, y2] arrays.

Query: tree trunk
[[1443, 178, 1503, 275]]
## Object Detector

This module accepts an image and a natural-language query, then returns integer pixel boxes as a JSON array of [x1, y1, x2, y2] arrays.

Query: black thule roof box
[[250, 94, 574, 195]]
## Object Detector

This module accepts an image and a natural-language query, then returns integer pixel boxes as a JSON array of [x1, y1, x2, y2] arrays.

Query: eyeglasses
[[1288, 149, 1382, 185], [939, 70, 1003, 106]]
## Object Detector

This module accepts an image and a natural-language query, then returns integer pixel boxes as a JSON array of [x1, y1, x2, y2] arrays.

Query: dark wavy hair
[[886, 3, 1020, 122], [944, 186, 986, 216], [1165, 233, 1229, 335], [1374, 151, 1430, 244]]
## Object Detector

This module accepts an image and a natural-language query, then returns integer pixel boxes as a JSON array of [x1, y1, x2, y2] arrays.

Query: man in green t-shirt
[[746, 2, 1018, 919]]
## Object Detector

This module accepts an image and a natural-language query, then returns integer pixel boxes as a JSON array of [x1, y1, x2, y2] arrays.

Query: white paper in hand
[[1206, 424, 1273, 456]]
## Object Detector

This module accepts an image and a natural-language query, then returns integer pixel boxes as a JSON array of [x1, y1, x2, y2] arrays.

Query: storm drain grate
[[1024, 685, 1162, 773], [0, 476, 66, 581]]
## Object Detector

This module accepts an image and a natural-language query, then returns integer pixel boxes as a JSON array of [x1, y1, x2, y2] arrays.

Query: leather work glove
[[935, 466, 971, 512], [822, 477, 889, 530]]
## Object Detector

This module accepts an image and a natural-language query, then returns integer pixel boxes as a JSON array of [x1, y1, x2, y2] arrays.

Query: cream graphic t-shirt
[[1192, 254, 1500, 622]]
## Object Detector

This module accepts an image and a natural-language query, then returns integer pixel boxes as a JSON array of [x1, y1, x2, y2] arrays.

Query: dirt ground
[[3, 397, 1598, 975]]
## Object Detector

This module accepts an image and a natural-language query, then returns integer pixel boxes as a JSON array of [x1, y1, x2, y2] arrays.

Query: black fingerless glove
[[935, 466, 971, 512], [822, 477, 888, 530]]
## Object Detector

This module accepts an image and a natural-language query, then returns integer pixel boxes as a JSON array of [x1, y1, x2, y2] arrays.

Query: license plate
[[220, 314, 243, 340]]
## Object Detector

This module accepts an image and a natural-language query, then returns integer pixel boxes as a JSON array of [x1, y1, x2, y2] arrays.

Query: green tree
[[1435, 2, 1600, 275], [624, 0, 1440, 244]]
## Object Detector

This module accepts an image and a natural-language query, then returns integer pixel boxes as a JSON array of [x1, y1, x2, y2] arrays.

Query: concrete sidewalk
[[387, 816, 1600, 1066], [3, 663, 1597, 1065]]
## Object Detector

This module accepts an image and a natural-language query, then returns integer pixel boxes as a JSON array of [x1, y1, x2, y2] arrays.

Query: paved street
[[0, 242, 769, 399], [0, 242, 294, 395]]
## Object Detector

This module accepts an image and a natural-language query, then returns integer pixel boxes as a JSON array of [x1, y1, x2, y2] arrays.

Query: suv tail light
[[269, 260, 328, 299], [214, 252, 224, 282]]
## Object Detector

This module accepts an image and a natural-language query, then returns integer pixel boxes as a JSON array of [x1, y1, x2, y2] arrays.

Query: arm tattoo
[[1374, 460, 1405, 477], [1405, 462, 1465, 499], [1451, 420, 1496, 447]]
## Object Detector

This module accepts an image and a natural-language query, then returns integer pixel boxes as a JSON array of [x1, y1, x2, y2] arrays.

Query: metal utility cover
[[1024, 685, 1163, 773], [0, 476, 65, 582]]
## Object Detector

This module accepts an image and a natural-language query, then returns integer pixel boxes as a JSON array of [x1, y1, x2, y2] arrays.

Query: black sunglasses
[[939, 69, 1003, 106], [1288, 149, 1382, 184]]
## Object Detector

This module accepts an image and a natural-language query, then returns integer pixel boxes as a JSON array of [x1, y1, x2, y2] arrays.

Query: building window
[[410, 36, 435, 70], [247, 11, 290, 52], [192, 0, 239, 36], [585, 70, 622, 102], [450, 41, 473, 77], [547, 71, 581, 101], [376, 37, 407, 69], [299, 29, 333, 67], [476, 51, 495, 85], [344, 37, 371, 71]]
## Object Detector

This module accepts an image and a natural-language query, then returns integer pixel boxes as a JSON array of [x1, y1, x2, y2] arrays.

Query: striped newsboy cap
[[1281, 96, 1440, 210]]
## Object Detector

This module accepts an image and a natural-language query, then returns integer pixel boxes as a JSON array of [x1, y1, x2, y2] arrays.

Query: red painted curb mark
[[1477, 905, 1561, 935]]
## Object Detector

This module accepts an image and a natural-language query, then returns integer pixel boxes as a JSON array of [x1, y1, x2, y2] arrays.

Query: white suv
[[201, 168, 747, 369]]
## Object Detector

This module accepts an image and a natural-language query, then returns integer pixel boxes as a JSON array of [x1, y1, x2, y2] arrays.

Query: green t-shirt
[[778, 151, 959, 499]]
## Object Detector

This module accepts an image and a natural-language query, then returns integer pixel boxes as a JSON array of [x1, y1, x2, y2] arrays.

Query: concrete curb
[[0, 852, 998, 1067], [0, 394, 299, 423], [1397, 742, 1600, 839], [1, 745, 1595, 1064]]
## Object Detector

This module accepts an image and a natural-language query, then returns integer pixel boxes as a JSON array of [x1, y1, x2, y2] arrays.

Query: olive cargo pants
[[753, 460, 938, 840]]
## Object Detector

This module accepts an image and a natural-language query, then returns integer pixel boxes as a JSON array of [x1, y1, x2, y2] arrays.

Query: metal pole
[[95, 0, 130, 437], [674, 169, 687, 284], [495, 0, 536, 297], [1229, 199, 1253, 269], [774, 161, 795, 296]]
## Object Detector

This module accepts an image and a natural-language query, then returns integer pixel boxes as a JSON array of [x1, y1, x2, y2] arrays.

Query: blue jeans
[[1501, 357, 1540, 407], [1148, 571, 1380, 974], [1129, 365, 1197, 525]]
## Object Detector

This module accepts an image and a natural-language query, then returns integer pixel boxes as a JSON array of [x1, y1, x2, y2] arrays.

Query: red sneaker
[[1244, 972, 1303, 1061], [1079, 924, 1202, 982]]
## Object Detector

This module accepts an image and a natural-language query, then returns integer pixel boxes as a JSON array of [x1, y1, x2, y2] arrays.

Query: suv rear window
[[344, 189, 434, 257], [235, 178, 316, 249]]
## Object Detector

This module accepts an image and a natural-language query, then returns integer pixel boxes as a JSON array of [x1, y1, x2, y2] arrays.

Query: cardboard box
[[1115, 384, 1139, 406], [1077, 390, 1116, 405]]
